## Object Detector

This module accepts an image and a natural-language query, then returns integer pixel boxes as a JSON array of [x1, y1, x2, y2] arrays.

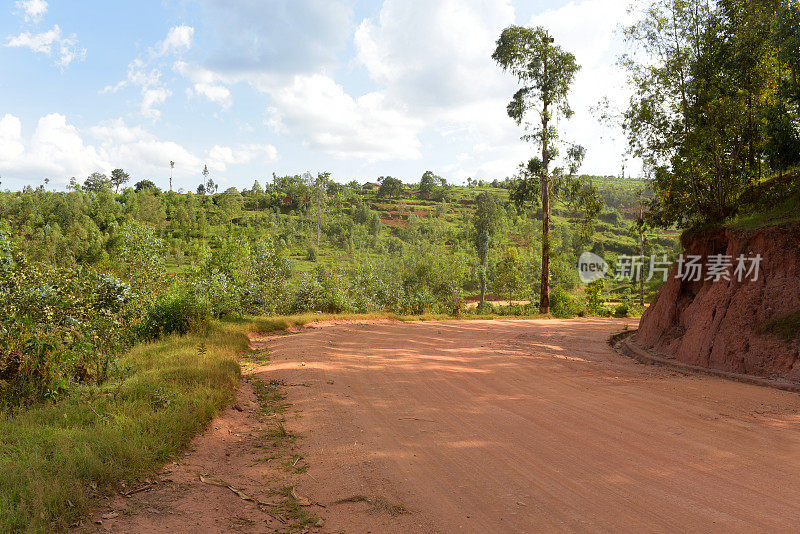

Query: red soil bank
[[635, 222, 800, 381]]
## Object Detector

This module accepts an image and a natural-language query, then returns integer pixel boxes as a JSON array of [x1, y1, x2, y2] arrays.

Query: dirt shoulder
[[84, 318, 800, 533]]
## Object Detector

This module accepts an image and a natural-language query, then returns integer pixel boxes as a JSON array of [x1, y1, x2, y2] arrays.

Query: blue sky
[[1, 0, 635, 191]]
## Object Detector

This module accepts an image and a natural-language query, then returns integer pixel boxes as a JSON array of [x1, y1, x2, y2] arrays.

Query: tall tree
[[472, 192, 503, 308], [252, 180, 263, 211], [110, 168, 130, 194], [419, 171, 440, 199], [202, 164, 216, 194], [493, 25, 598, 313], [169, 161, 175, 192], [376, 176, 404, 199], [83, 172, 111, 193]]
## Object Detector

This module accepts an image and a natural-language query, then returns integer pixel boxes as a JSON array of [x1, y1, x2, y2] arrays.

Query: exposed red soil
[[636, 223, 800, 381], [83, 319, 800, 533]]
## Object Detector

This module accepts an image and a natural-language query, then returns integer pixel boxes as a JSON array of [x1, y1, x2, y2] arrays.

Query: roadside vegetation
[[0, 319, 244, 532]]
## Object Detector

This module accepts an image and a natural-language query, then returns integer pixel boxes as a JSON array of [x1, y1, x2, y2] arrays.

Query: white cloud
[[101, 26, 196, 118], [0, 115, 281, 186], [0, 114, 26, 162], [344, 0, 637, 178], [0, 114, 108, 180], [88, 119, 202, 179], [207, 144, 278, 171], [270, 74, 423, 161], [355, 0, 515, 111], [141, 88, 171, 119], [14, 0, 47, 23], [157, 25, 194, 56], [174, 61, 232, 109], [5, 24, 86, 68], [350, 0, 525, 178]]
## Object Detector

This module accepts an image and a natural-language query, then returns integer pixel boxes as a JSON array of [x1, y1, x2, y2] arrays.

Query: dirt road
[[89, 319, 800, 533]]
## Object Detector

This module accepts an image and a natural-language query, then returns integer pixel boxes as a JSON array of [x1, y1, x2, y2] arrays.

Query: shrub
[[475, 301, 496, 314], [0, 260, 133, 405], [138, 287, 210, 341], [292, 267, 350, 313], [550, 286, 583, 318], [613, 303, 630, 317], [403, 289, 436, 315]]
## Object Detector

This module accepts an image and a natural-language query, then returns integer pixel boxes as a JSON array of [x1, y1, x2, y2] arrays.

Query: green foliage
[[0, 320, 243, 532], [137, 286, 210, 341], [292, 266, 350, 313], [376, 176, 405, 198], [759, 311, 800, 341], [622, 0, 800, 227], [133, 179, 158, 193], [83, 172, 110, 193], [0, 257, 132, 405], [493, 247, 523, 303], [586, 279, 605, 312], [109, 168, 130, 193], [549, 286, 582, 318]]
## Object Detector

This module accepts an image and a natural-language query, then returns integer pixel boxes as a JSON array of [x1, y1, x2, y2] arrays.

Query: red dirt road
[[90, 319, 800, 533]]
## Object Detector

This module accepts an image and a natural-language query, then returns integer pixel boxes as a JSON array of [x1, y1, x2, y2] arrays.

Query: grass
[[268, 486, 318, 531], [251, 379, 290, 416], [0, 320, 249, 533], [249, 377, 316, 530], [759, 311, 800, 341]]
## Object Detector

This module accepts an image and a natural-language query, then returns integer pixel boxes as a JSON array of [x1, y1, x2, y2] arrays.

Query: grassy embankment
[[0, 320, 249, 532]]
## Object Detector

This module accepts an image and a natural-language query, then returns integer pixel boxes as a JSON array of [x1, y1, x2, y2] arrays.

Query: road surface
[[89, 319, 800, 533]]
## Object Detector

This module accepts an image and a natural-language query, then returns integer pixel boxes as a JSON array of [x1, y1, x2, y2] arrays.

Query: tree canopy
[[622, 0, 800, 227]]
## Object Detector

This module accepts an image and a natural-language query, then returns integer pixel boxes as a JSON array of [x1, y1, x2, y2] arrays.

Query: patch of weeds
[[252, 379, 290, 416], [149, 387, 175, 410], [229, 517, 256, 527], [759, 311, 800, 341], [282, 455, 309, 474], [334, 495, 408, 516], [269, 486, 318, 532], [266, 422, 299, 447], [242, 348, 271, 366]]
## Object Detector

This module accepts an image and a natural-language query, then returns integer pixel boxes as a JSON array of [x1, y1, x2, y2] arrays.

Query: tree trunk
[[479, 251, 487, 306], [540, 177, 550, 314], [539, 42, 551, 315]]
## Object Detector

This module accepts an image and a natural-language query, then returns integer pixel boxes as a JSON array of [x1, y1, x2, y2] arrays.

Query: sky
[[0, 0, 638, 192]]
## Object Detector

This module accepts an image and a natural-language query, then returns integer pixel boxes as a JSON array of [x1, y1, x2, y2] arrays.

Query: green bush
[[613, 303, 630, 318], [550, 286, 583, 318], [292, 267, 350, 313], [475, 301, 496, 314], [403, 289, 436, 315], [137, 287, 210, 341]]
